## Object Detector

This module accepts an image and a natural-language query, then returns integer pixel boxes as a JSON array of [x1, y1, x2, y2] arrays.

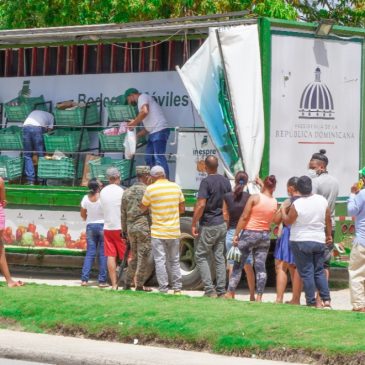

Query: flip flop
[[8, 280, 24, 288]]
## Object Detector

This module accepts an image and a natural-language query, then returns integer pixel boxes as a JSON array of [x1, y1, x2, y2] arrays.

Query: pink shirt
[[245, 193, 277, 231]]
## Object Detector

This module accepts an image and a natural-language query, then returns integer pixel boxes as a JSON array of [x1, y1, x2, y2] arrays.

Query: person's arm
[[223, 200, 230, 228], [232, 195, 258, 246], [325, 207, 333, 244], [281, 204, 298, 226], [140, 189, 150, 213], [347, 184, 363, 216], [80, 208, 87, 221], [121, 196, 128, 233], [128, 104, 149, 128], [179, 202, 185, 214], [191, 198, 206, 237], [0, 178, 6, 207]]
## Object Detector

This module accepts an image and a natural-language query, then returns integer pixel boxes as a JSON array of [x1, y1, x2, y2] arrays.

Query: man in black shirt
[[192, 155, 232, 297]]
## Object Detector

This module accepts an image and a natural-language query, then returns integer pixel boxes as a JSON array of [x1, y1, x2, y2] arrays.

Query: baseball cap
[[136, 165, 150, 175], [359, 167, 365, 176], [124, 88, 139, 99], [150, 165, 165, 177], [106, 167, 120, 179]]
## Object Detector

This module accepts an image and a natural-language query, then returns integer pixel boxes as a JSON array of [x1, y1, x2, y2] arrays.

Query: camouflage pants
[[125, 227, 151, 288], [228, 230, 270, 295]]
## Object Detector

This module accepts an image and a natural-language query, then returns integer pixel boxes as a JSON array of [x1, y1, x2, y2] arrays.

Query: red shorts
[[104, 230, 126, 259]]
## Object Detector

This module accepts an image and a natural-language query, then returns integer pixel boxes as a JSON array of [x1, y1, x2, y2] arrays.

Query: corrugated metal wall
[[0, 39, 203, 77]]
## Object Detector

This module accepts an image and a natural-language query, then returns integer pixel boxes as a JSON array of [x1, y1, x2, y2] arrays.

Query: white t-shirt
[[99, 184, 124, 230], [81, 195, 104, 224], [137, 93, 168, 134], [23, 110, 54, 128], [290, 194, 328, 243]]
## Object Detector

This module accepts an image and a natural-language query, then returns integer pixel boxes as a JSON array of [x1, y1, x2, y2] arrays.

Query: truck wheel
[[179, 217, 215, 290]]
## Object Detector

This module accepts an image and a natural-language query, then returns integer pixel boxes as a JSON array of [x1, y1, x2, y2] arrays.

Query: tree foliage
[[0, 0, 363, 30]]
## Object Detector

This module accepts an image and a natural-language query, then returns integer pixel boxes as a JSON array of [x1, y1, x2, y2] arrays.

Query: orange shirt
[[245, 193, 277, 231]]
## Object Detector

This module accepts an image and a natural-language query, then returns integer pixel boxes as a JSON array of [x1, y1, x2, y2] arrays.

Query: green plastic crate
[[98, 132, 147, 152], [98, 132, 126, 151], [0, 156, 23, 180], [89, 157, 134, 183], [106, 104, 137, 122], [44, 130, 90, 153], [0, 126, 23, 150], [38, 157, 75, 180], [54, 103, 100, 126], [4, 95, 47, 122]]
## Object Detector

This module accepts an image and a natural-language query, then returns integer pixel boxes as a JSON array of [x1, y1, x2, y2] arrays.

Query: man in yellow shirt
[[141, 166, 185, 293]]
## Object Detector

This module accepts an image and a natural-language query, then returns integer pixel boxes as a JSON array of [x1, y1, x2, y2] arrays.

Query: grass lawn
[[0, 284, 364, 362]]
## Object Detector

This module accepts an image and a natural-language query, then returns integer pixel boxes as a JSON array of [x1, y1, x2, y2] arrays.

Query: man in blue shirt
[[347, 167, 365, 312]]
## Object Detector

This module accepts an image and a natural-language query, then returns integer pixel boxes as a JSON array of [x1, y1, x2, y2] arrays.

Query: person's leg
[[227, 231, 252, 294], [124, 232, 138, 288], [103, 230, 119, 289], [290, 241, 316, 306], [289, 268, 302, 305], [252, 232, 270, 302], [22, 126, 36, 183], [348, 243, 365, 311], [195, 226, 216, 296], [145, 138, 155, 168], [166, 239, 182, 292], [81, 225, 97, 284], [134, 229, 151, 289], [0, 230, 17, 286], [96, 224, 108, 284], [275, 259, 288, 303], [225, 228, 235, 278], [243, 259, 256, 301], [150, 129, 170, 178], [32, 127, 45, 183], [313, 242, 331, 305], [212, 223, 227, 296], [151, 237, 169, 293]]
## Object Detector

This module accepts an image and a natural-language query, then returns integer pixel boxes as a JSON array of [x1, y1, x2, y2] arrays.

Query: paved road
[[0, 330, 305, 365]]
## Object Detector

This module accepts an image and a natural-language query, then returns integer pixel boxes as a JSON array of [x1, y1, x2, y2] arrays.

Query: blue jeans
[[81, 223, 107, 283], [145, 128, 170, 178], [23, 125, 45, 183], [290, 241, 331, 306]]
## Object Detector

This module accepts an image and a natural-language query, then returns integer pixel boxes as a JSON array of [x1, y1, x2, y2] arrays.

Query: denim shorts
[[226, 228, 253, 265]]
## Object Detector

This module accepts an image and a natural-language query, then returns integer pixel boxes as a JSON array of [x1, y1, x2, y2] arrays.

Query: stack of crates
[[88, 157, 135, 183], [0, 156, 23, 180], [54, 103, 100, 126], [4, 96, 47, 122]]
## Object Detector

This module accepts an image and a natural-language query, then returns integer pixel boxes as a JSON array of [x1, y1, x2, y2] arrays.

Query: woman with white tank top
[[281, 175, 332, 308], [80, 179, 108, 287]]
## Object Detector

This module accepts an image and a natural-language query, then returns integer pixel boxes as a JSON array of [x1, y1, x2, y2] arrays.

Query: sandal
[[8, 280, 24, 288], [81, 281, 88, 287]]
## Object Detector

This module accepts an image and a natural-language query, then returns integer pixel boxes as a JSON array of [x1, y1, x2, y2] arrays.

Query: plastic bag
[[226, 246, 242, 263], [124, 129, 136, 159]]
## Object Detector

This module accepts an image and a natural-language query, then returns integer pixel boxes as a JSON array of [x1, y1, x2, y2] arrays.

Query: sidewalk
[[0, 330, 305, 365], [9, 269, 352, 311]]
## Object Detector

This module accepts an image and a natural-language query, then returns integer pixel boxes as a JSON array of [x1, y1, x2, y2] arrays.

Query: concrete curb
[[0, 330, 304, 365]]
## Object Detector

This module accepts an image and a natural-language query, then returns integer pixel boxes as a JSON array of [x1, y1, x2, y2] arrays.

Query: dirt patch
[[0, 317, 23, 331], [51, 323, 364, 365]]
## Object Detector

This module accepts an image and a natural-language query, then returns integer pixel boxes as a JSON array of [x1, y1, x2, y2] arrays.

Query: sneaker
[[204, 292, 218, 298]]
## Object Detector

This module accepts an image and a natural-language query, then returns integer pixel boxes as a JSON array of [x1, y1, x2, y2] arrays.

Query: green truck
[[0, 14, 362, 287]]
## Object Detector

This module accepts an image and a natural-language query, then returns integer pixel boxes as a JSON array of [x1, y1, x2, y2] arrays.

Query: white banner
[[0, 71, 202, 128], [175, 131, 224, 190], [218, 24, 264, 192], [176, 32, 237, 176], [270, 34, 362, 198]]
